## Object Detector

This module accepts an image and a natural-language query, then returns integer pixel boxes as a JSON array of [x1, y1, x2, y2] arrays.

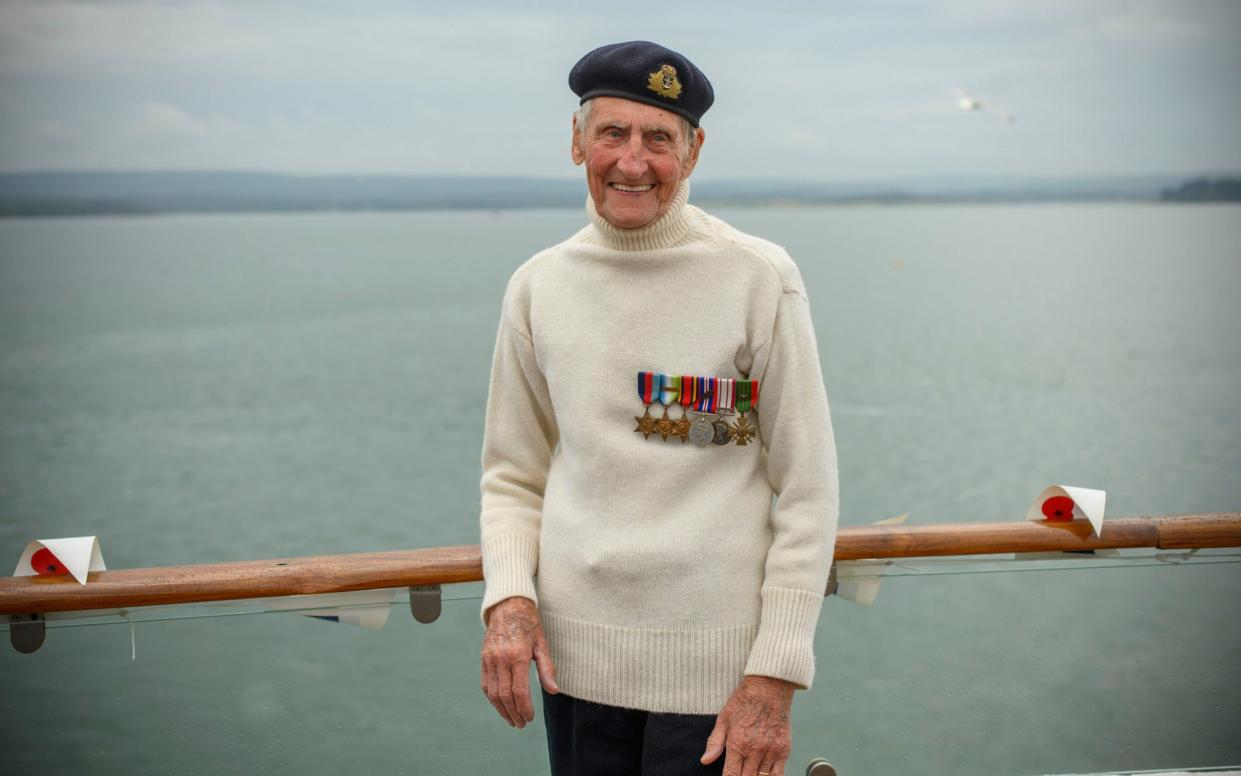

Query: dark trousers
[[541, 688, 725, 776]]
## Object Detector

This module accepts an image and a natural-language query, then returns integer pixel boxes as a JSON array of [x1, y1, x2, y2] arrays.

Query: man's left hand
[[700, 675, 796, 776]]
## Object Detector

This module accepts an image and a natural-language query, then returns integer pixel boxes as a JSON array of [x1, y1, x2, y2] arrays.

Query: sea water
[[1, 204, 1239, 775]]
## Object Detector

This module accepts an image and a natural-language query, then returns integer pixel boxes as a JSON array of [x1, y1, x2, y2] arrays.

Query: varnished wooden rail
[[832, 513, 1240, 560], [1, 513, 1237, 616]]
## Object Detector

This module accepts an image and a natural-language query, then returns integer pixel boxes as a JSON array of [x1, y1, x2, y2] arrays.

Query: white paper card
[[833, 514, 909, 606], [262, 589, 397, 631], [1027, 485, 1107, 537], [13, 536, 106, 585]]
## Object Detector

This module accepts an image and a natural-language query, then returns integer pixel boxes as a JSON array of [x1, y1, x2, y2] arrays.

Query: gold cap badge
[[646, 64, 682, 101]]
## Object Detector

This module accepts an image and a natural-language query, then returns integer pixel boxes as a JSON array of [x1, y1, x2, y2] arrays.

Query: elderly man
[[478, 41, 839, 776]]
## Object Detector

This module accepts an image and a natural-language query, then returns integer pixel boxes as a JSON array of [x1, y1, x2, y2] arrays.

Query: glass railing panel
[[800, 555, 1241, 776], [6, 554, 1239, 775], [1, 586, 556, 775]]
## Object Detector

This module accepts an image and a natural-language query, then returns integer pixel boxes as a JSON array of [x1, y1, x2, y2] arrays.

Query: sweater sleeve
[[477, 301, 560, 628], [742, 287, 840, 689]]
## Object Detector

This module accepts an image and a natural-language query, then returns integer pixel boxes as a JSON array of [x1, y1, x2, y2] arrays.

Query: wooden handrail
[[832, 513, 1240, 559], [1, 513, 1237, 616]]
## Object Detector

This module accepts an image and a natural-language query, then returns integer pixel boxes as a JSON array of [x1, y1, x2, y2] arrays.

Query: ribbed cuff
[[479, 533, 540, 627], [741, 586, 824, 689]]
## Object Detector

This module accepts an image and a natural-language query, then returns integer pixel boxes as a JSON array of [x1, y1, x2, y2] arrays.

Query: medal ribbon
[[716, 378, 735, 411], [642, 372, 757, 412], [637, 371, 657, 405], [658, 373, 678, 406], [694, 376, 716, 412], [678, 375, 698, 407], [736, 380, 758, 413]]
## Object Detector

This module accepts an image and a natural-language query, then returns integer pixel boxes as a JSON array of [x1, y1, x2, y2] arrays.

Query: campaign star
[[673, 412, 692, 443], [730, 414, 757, 446], [634, 406, 657, 439], [655, 408, 676, 441]]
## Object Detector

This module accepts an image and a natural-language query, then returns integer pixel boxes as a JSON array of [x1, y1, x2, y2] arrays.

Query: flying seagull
[[951, 87, 1015, 125]]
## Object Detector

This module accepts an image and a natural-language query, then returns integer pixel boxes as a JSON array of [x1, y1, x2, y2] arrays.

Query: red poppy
[[31, 547, 69, 576], [1041, 495, 1076, 521]]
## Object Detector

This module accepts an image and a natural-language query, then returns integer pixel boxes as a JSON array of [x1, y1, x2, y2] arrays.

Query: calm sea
[[1, 204, 1239, 775]]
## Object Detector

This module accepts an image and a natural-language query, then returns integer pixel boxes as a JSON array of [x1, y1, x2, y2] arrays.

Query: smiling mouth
[[609, 183, 656, 193]]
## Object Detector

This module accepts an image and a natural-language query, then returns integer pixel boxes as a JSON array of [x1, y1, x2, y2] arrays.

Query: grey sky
[[1, 0, 1238, 180]]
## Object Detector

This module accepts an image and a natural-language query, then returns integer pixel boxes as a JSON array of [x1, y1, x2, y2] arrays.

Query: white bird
[[951, 87, 1015, 125]]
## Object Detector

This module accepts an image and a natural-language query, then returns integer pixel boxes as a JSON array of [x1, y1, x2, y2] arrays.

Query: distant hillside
[[0, 172, 580, 216], [0, 170, 1229, 216], [1160, 177, 1241, 202]]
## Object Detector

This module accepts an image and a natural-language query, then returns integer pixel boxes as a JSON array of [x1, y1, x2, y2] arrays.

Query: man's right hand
[[480, 596, 559, 728]]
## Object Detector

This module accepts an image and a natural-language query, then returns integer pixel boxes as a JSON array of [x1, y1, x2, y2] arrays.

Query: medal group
[[634, 371, 760, 447]]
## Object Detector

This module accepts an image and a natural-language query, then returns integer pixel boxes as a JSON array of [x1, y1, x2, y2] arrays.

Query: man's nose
[[616, 137, 648, 178]]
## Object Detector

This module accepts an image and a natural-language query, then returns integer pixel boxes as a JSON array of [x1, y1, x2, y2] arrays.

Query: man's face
[[571, 96, 705, 230]]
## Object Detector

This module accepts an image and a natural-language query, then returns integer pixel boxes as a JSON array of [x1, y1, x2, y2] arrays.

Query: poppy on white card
[[12, 536, 106, 585], [1027, 486, 1107, 537]]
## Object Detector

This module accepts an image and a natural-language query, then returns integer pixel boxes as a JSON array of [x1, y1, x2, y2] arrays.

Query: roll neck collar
[[585, 179, 693, 251]]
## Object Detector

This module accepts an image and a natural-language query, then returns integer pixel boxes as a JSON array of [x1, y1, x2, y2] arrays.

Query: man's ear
[[681, 127, 706, 177], [571, 114, 585, 166]]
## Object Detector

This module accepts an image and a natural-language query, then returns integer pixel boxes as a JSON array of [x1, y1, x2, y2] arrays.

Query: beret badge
[[570, 41, 712, 126], [646, 64, 682, 101]]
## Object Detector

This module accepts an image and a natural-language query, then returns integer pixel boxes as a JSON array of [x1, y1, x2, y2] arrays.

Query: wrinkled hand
[[480, 596, 559, 729], [701, 675, 796, 776]]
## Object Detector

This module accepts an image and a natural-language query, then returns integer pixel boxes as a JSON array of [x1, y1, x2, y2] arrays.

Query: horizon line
[[2, 168, 1239, 184]]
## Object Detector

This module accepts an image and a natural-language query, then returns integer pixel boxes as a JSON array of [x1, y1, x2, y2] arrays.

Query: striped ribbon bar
[[678, 375, 698, 408], [716, 378, 735, 412], [694, 376, 717, 412], [641, 372, 757, 413], [736, 380, 759, 413], [658, 373, 679, 406], [637, 371, 659, 405]]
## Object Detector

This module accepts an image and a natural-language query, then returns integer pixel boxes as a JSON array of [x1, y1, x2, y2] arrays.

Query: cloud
[[0, 1, 1236, 177], [0, 1, 567, 84]]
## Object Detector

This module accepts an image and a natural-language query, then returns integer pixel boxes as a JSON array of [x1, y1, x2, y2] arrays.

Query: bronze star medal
[[671, 406, 691, 443], [654, 405, 677, 441], [633, 404, 657, 439], [635, 371, 663, 440], [671, 374, 696, 443], [656, 374, 683, 440]]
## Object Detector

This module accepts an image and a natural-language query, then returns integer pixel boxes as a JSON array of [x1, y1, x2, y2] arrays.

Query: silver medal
[[689, 413, 715, 446]]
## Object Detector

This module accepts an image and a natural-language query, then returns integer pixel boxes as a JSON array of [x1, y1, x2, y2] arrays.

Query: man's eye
[[606, 129, 623, 139]]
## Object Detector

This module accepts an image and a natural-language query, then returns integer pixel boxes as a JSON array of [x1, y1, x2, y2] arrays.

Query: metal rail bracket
[[9, 613, 46, 654], [806, 758, 838, 775], [408, 584, 442, 624]]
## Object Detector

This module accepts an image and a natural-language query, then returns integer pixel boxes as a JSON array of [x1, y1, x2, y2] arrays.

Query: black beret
[[569, 41, 714, 128]]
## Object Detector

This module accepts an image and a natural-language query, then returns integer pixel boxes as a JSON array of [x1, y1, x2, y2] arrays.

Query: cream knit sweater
[[478, 180, 839, 715]]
